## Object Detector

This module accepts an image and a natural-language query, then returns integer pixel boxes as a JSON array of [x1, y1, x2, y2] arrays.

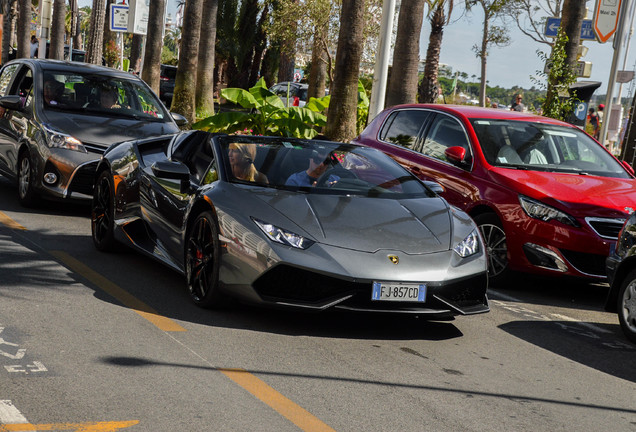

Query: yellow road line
[[0, 421, 138, 431], [50, 251, 186, 332], [220, 368, 337, 432], [0, 212, 26, 230]]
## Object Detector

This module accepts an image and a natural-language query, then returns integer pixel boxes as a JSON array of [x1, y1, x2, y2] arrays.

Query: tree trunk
[[16, 0, 29, 58], [479, 11, 489, 106], [235, 0, 258, 89], [102, 0, 117, 66], [248, 5, 269, 88], [2, 1, 17, 64], [324, 0, 365, 142], [308, 27, 328, 99], [171, 0, 203, 123], [560, 0, 586, 69], [418, 2, 445, 103], [195, 0, 219, 117], [141, 0, 166, 96], [50, 0, 66, 60], [86, 0, 106, 64], [129, 33, 143, 74], [386, 0, 425, 107]]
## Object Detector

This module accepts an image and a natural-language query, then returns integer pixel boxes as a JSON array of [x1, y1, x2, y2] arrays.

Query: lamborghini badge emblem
[[388, 255, 399, 264]]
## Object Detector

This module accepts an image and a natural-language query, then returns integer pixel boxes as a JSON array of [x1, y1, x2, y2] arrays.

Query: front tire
[[185, 211, 225, 308], [17, 150, 38, 207], [618, 270, 636, 343], [91, 170, 117, 252], [474, 213, 509, 284]]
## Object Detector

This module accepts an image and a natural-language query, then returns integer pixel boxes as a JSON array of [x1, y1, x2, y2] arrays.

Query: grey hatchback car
[[0, 59, 184, 206]]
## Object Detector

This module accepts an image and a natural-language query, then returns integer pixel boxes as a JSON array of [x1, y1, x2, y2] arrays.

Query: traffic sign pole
[[599, 0, 629, 151]]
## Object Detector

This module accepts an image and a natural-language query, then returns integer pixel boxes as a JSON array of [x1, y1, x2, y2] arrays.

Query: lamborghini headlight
[[42, 124, 87, 153], [253, 218, 315, 249], [519, 195, 578, 226], [453, 229, 480, 258]]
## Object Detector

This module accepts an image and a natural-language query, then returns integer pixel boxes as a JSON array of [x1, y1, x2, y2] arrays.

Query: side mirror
[[0, 95, 25, 111], [445, 146, 467, 166], [621, 160, 635, 176], [151, 160, 192, 194], [171, 112, 188, 127], [422, 180, 444, 195]]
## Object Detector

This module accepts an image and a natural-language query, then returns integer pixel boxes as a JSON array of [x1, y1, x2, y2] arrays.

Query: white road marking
[[551, 313, 613, 334], [0, 400, 28, 424]]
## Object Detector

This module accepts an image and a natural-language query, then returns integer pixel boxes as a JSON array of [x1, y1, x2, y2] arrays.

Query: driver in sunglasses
[[285, 148, 338, 187]]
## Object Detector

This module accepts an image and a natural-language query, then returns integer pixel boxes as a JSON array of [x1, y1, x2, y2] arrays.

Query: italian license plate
[[371, 282, 426, 302]]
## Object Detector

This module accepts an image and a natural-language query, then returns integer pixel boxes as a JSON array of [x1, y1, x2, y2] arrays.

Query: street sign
[[544, 18, 596, 41], [617, 70, 635, 83], [593, 0, 622, 43], [544, 60, 592, 78], [110, 4, 128, 32]]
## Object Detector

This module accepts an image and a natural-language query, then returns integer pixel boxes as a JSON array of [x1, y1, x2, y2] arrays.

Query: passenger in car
[[228, 143, 268, 183], [100, 87, 121, 109]]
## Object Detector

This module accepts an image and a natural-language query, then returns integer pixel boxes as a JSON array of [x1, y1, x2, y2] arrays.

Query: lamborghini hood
[[256, 192, 453, 254]]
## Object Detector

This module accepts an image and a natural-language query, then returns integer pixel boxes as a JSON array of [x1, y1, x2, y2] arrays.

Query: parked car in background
[[159, 64, 177, 107], [605, 212, 636, 343], [92, 132, 489, 316], [0, 59, 185, 206], [353, 104, 636, 283], [269, 81, 308, 107]]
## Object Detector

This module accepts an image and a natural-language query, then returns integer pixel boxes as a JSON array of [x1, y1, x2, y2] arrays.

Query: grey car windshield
[[219, 138, 436, 198], [471, 119, 630, 178], [41, 71, 168, 122]]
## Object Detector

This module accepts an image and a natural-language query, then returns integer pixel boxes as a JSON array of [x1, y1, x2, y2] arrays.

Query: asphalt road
[[0, 175, 634, 432]]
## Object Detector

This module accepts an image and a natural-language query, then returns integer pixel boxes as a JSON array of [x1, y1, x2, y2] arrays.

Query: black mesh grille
[[559, 249, 606, 276], [252, 264, 488, 311], [587, 219, 624, 239], [68, 161, 98, 196]]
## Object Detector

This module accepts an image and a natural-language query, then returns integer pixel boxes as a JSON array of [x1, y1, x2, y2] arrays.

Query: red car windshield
[[470, 119, 630, 178]]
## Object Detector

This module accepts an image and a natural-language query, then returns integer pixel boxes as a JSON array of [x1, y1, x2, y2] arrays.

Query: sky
[[78, 1, 636, 98], [421, 3, 636, 98]]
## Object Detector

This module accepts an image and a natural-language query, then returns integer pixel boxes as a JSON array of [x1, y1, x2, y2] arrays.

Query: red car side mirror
[[445, 146, 466, 165], [621, 160, 635, 176]]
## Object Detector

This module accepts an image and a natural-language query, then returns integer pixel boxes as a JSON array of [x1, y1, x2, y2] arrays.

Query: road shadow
[[489, 272, 610, 312], [499, 319, 636, 383]]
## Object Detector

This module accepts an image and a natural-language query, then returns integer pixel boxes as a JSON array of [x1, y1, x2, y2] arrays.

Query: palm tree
[[50, 0, 67, 60], [16, 0, 30, 58], [141, 0, 166, 95], [171, 0, 204, 122], [386, 0, 426, 107], [86, 0, 107, 64], [418, 0, 454, 104], [195, 0, 219, 117], [2, 0, 17, 63], [324, 0, 365, 141]]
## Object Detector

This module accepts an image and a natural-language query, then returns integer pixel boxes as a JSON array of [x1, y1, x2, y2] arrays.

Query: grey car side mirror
[[0, 95, 25, 111]]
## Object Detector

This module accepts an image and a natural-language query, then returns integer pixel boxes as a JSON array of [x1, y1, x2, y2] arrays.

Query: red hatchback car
[[353, 104, 636, 283]]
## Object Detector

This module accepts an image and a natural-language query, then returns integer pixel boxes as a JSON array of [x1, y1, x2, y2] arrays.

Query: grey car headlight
[[453, 229, 480, 258], [42, 124, 87, 153], [253, 218, 315, 249], [519, 195, 578, 227]]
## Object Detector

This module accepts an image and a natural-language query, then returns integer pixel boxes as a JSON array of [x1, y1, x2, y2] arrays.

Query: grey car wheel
[[474, 213, 508, 282], [618, 270, 636, 343], [17, 151, 38, 207], [91, 170, 117, 252]]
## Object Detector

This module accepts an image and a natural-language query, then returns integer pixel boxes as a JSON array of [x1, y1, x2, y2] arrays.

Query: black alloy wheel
[[91, 170, 117, 251], [185, 211, 225, 308], [17, 150, 38, 207], [474, 213, 509, 284], [618, 270, 636, 343]]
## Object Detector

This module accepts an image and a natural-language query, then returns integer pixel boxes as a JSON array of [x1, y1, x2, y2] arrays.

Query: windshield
[[41, 70, 168, 122], [218, 137, 435, 198], [471, 119, 630, 178]]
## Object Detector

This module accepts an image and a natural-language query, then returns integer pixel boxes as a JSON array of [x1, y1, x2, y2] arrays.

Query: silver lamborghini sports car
[[91, 132, 489, 317]]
